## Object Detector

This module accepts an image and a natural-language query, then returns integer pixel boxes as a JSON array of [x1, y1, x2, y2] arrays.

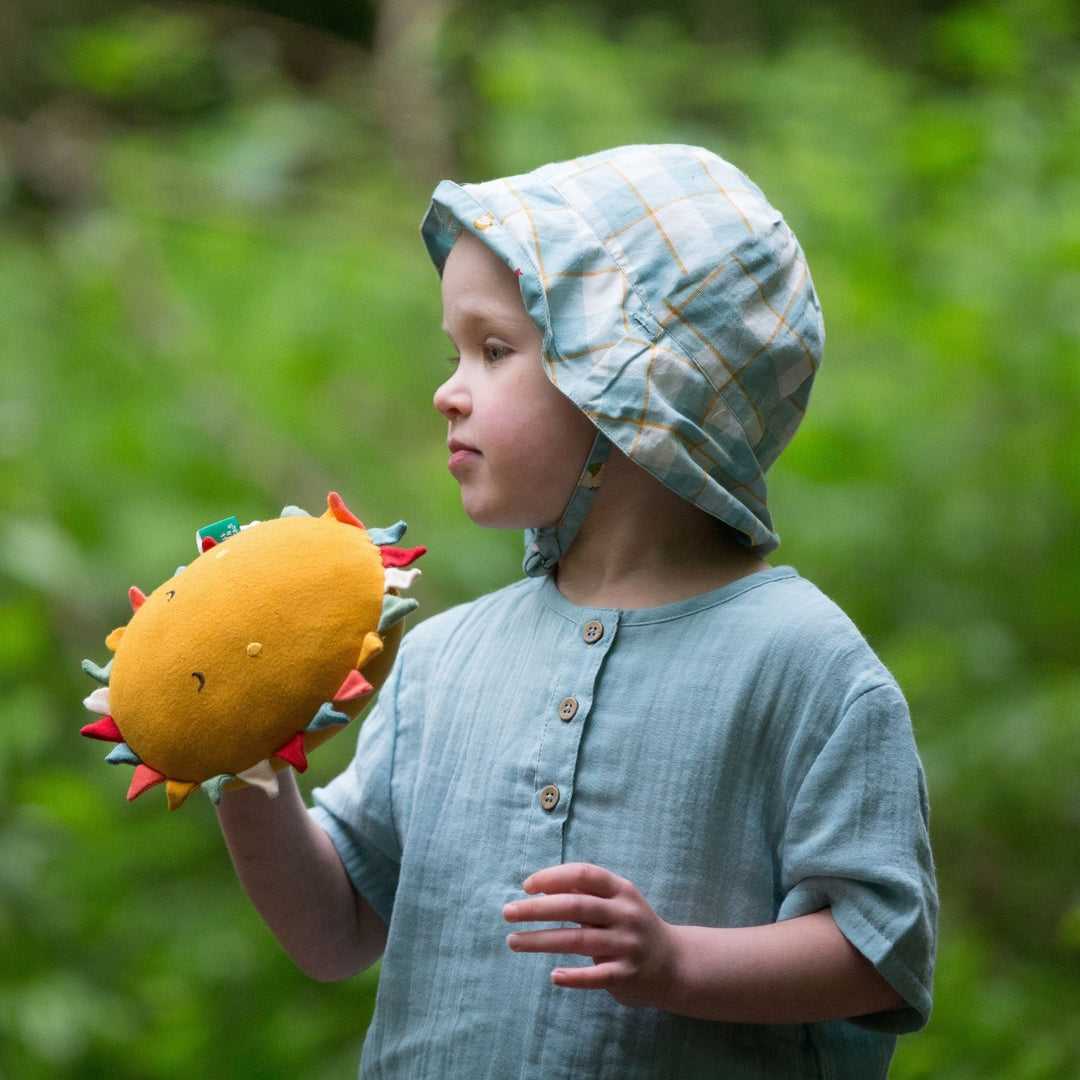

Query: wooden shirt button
[[539, 785, 560, 811], [582, 620, 604, 644], [558, 697, 579, 722]]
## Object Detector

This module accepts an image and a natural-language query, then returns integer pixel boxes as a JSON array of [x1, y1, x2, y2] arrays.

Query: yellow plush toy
[[81, 492, 424, 809]]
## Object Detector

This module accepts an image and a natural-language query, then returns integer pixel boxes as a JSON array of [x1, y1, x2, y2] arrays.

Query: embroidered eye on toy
[[80, 492, 425, 810]]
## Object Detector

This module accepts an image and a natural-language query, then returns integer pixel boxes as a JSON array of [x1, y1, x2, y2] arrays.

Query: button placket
[[555, 620, 604, 727], [523, 610, 618, 874], [536, 614, 614, 803]]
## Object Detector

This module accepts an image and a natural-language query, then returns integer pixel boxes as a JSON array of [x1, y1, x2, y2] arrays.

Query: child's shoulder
[[740, 567, 903, 701], [755, 565, 880, 639], [724, 565, 856, 630], [664, 566, 896, 692]]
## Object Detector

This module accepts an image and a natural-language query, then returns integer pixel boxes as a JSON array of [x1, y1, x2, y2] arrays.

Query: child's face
[[434, 233, 595, 529]]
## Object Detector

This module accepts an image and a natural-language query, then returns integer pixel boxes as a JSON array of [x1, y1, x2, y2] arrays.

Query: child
[[217, 144, 937, 1078]]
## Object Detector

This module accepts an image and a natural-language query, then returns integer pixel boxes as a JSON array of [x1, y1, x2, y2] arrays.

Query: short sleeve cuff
[[309, 800, 399, 928], [779, 882, 933, 1034]]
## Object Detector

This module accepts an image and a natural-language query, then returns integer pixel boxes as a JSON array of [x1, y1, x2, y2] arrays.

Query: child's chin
[[462, 501, 554, 532]]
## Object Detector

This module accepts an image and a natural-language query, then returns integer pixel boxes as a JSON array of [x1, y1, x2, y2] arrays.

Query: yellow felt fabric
[[108, 513, 389, 783]]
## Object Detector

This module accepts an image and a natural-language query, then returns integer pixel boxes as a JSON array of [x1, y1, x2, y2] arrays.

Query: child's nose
[[433, 371, 469, 418]]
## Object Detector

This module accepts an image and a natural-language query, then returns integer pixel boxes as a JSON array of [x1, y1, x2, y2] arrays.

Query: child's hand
[[503, 862, 678, 1009]]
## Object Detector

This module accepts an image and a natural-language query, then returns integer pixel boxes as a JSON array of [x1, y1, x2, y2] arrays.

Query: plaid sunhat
[[421, 144, 823, 563]]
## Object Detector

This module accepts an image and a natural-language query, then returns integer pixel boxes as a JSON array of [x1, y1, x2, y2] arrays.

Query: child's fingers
[[550, 962, 624, 990], [522, 862, 623, 898], [504, 892, 613, 927], [506, 926, 611, 957]]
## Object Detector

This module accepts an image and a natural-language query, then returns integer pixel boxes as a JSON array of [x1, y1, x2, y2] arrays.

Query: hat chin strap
[[523, 431, 613, 577]]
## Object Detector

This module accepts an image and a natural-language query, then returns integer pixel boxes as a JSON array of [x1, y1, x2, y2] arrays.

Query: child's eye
[[483, 342, 510, 364], [444, 354, 461, 369]]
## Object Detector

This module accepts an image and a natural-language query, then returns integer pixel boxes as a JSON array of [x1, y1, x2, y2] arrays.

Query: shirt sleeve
[[776, 680, 938, 1033], [309, 645, 408, 927]]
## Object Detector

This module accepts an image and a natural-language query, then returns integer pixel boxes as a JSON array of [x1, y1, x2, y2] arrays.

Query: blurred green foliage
[[1, 0, 1078, 1076]]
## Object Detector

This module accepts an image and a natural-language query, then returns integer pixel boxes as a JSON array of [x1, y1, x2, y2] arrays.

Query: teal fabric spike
[[81, 657, 113, 684], [202, 774, 237, 805], [378, 594, 419, 633], [307, 702, 351, 733], [280, 505, 311, 517], [367, 521, 408, 546], [105, 743, 141, 766]]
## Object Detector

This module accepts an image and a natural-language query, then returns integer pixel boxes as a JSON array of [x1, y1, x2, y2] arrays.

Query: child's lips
[[447, 440, 480, 473]]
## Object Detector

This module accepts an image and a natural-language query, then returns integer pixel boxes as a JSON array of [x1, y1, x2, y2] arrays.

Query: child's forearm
[[661, 910, 903, 1023], [216, 770, 386, 981]]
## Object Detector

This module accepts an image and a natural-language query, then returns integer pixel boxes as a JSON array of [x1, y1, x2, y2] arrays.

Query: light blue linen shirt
[[311, 566, 936, 1079]]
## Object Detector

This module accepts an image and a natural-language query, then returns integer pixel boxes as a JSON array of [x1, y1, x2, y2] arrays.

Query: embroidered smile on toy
[[80, 492, 424, 810]]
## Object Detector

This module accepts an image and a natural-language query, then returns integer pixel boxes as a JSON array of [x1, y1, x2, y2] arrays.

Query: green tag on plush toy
[[196, 515, 242, 552]]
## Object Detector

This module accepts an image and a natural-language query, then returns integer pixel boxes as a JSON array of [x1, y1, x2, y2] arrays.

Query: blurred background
[[1, 0, 1077, 1076]]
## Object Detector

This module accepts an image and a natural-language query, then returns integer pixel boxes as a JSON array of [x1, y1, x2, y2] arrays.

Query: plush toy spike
[[366, 522, 407, 546], [129, 764, 166, 800], [379, 545, 426, 568], [105, 743, 141, 766], [82, 658, 112, 684], [201, 775, 235, 805], [236, 761, 279, 797], [355, 630, 384, 670], [379, 594, 419, 633], [167, 780, 200, 811], [81, 715, 123, 742], [273, 733, 308, 772], [307, 702, 351, 733], [333, 669, 374, 702], [384, 567, 421, 592], [81, 493, 424, 809], [327, 491, 364, 529], [83, 686, 112, 715]]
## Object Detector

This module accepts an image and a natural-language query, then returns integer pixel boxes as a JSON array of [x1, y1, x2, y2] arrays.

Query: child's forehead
[[442, 232, 527, 298], [445, 229, 515, 276], [440, 234, 536, 336]]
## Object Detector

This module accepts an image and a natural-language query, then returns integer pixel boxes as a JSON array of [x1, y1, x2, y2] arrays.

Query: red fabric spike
[[379, 545, 427, 568], [274, 732, 308, 773], [200, 535, 217, 553], [333, 669, 373, 702], [128, 764, 166, 801], [129, 586, 147, 612], [327, 491, 364, 529], [80, 715, 124, 743]]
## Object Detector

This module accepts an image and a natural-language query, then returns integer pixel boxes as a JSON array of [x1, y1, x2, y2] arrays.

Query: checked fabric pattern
[[421, 143, 824, 555]]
